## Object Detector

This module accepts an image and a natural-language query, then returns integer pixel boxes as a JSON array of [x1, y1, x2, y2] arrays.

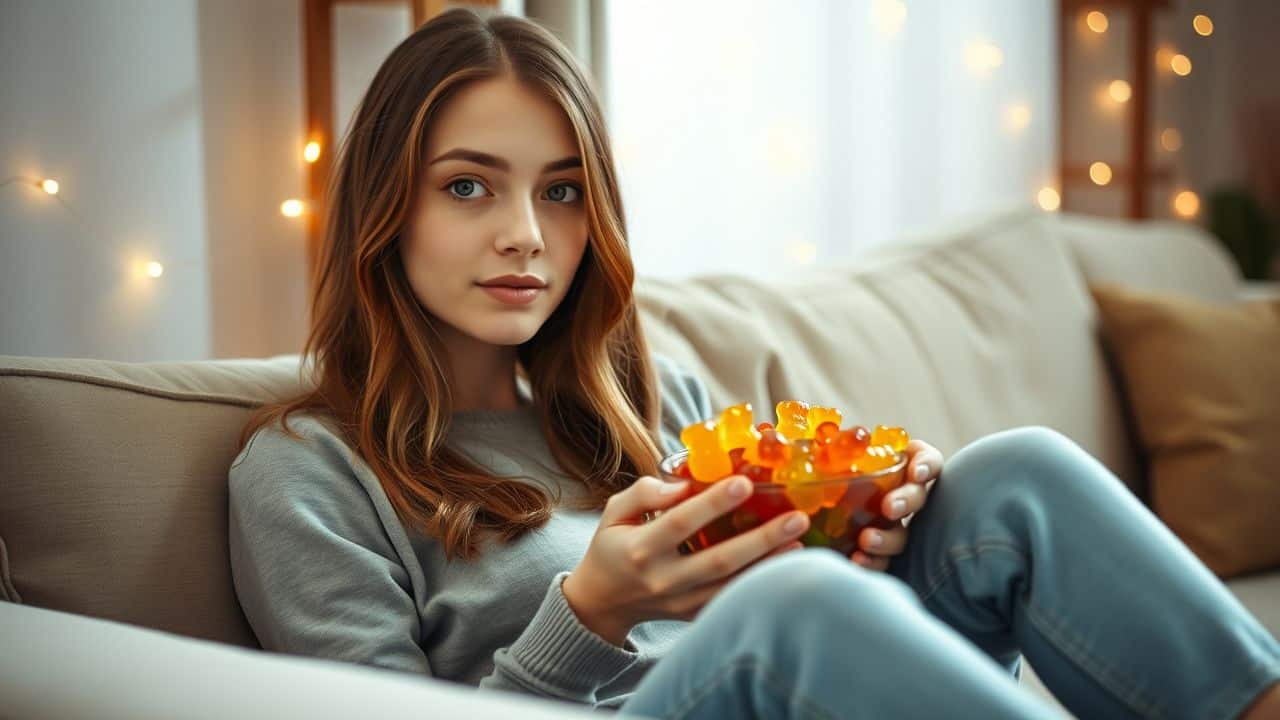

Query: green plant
[[1206, 186, 1277, 280]]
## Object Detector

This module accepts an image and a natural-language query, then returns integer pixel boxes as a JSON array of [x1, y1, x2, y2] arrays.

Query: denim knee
[[725, 548, 921, 630], [941, 425, 1093, 510]]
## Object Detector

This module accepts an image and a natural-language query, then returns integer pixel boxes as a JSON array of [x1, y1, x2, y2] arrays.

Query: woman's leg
[[888, 425, 1280, 719], [618, 547, 1061, 719]]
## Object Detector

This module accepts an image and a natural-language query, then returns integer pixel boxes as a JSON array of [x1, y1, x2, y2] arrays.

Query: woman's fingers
[[850, 551, 891, 571], [882, 481, 928, 521], [859, 523, 908, 556]]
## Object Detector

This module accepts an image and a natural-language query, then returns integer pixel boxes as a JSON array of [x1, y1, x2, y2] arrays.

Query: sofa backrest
[[0, 205, 1234, 648]]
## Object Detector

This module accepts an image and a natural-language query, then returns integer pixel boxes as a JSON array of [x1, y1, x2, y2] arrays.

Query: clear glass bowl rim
[[658, 448, 908, 491]]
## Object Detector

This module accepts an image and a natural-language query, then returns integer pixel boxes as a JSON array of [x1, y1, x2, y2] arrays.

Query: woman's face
[[403, 75, 589, 352]]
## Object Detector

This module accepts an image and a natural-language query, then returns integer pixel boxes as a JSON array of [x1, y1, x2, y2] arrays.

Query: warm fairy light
[[1173, 190, 1200, 218], [1160, 128, 1183, 152], [1108, 79, 1132, 103], [1170, 53, 1192, 76], [965, 41, 1004, 75], [871, 0, 907, 36], [40, 178, 59, 195], [785, 239, 817, 266], [1086, 11, 1109, 33], [145, 261, 164, 278], [1089, 162, 1113, 186], [303, 141, 321, 163], [1003, 103, 1032, 132], [280, 199, 304, 217], [1155, 46, 1176, 70], [1193, 14, 1214, 36], [1037, 187, 1061, 211]]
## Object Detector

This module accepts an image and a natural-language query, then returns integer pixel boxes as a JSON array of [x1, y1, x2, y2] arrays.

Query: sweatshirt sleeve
[[653, 351, 717, 455], [227, 418, 645, 706]]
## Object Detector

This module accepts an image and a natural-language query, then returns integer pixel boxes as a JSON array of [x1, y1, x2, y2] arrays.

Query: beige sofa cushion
[[635, 207, 1140, 491]]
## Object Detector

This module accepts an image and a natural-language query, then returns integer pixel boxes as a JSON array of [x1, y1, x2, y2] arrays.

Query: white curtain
[[604, 0, 1056, 280]]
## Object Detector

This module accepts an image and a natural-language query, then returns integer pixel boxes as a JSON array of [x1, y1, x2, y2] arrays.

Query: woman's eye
[[446, 178, 490, 201], [546, 183, 582, 203]]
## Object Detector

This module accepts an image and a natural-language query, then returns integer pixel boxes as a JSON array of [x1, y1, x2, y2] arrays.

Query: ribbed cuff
[[498, 570, 641, 698]]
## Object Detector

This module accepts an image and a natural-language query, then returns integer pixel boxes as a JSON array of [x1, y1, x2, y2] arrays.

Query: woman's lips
[[478, 284, 543, 305]]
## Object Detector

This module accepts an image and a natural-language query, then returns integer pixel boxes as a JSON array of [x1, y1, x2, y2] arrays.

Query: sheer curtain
[[604, 0, 1056, 280]]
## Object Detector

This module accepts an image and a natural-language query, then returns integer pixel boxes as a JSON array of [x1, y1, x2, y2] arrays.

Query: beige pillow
[[1089, 283, 1280, 578]]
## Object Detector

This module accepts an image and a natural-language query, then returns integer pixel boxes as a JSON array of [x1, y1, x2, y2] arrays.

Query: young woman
[[228, 8, 1280, 719]]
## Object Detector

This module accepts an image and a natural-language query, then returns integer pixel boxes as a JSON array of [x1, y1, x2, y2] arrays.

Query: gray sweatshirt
[[227, 353, 713, 711]]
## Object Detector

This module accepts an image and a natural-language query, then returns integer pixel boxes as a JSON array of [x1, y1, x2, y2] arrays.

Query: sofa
[[2, 205, 1276, 719]]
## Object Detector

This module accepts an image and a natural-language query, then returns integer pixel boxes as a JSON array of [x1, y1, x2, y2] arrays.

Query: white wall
[[1, 0, 215, 361]]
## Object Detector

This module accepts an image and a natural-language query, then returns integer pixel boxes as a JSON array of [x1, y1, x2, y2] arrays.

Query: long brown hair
[[237, 8, 664, 563]]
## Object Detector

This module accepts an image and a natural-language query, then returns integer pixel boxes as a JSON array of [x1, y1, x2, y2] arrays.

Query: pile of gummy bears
[[674, 400, 909, 493]]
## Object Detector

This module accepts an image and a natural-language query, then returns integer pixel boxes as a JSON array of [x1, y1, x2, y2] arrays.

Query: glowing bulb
[[1108, 80, 1132, 103], [785, 239, 817, 266], [40, 178, 59, 195], [146, 261, 164, 278], [1160, 128, 1183, 152], [280, 199, 305, 217], [1089, 162, 1113, 186], [1037, 187, 1061, 212], [1170, 53, 1192, 76], [1193, 14, 1213, 36], [1155, 46, 1176, 70], [871, 0, 907, 36], [1086, 11, 1109, 33], [303, 141, 321, 163], [1003, 103, 1032, 132], [965, 41, 1004, 75], [1173, 190, 1200, 218]]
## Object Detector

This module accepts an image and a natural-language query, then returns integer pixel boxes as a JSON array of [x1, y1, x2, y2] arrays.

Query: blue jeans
[[617, 426, 1280, 719]]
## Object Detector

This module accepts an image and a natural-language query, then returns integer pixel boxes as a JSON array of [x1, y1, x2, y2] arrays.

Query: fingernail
[[661, 480, 688, 495], [728, 478, 751, 498], [891, 498, 907, 516], [914, 463, 930, 483], [866, 530, 884, 547], [784, 513, 807, 534]]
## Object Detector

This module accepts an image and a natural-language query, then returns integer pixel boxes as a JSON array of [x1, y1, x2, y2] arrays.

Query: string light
[[304, 141, 321, 163], [1003, 103, 1032, 132], [1170, 53, 1192, 76], [1173, 190, 1200, 218], [1108, 79, 1132, 103], [145, 261, 164, 278], [870, 0, 907, 36], [1086, 11, 1109, 34], [1037, 186, 1061, 211], [1193, 14, 1214, 36], [1160, 128, 1183, 152], [281, 199, 305, 217], [1155, 46, 1176, 70], [965, 41, 1004, 75], [41, 178, 59, 195], [1089, 162, 1113, 186]]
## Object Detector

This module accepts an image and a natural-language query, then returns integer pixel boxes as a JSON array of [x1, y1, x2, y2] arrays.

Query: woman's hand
[[563, 475, 810, 646], [850, 438, 944, 571]]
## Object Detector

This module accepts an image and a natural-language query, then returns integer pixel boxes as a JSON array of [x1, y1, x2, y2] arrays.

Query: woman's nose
[[497, 197, 546, 256]]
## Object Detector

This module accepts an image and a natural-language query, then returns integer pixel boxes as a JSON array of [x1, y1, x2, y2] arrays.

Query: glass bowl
[[649, 449, 909, 556]]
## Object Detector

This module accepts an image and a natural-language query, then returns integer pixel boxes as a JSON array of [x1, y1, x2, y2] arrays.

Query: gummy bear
[[871, 424, 910, 454], [754, 428, 792, 469], [807, 406, 843, 437], [680, 420, 732, 482], [774, 400, 811, 441], [719, 403, 763, 455]]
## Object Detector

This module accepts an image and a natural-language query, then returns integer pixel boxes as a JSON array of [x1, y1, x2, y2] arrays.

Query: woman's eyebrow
[[428, 148, 582, 173]]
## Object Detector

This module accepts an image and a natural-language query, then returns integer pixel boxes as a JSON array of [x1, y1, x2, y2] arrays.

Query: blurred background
[[1, 0, 1277, 362]]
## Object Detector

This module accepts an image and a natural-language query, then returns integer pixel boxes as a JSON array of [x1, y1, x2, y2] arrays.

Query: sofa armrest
[[1239, 280, 1280, 303], [0, 602, 622, 720]]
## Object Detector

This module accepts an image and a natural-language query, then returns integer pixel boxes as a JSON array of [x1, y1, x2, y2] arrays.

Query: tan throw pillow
[[1089, 283, 1280, 578]]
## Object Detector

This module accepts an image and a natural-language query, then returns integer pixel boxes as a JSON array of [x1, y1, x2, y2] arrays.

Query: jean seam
[[1021, 594, 1166, 718], [666, 654, 837, 720], [917, 537, 1024, 606], [918, 538, 1167, 717]]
